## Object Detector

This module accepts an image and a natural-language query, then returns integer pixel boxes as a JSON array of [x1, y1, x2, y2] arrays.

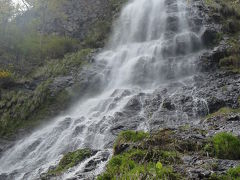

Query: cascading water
[[0, 0, 207, 179]]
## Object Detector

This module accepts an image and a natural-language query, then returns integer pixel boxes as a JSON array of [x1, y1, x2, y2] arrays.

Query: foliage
[[227, 165, 240, 179], [219, 37, 240, 72], [0, 48, 92, 137], [97, 149, 181, 180], [205, 132, 240, 160], [0, 70, 11, 79], [47, 148, 92, 176], [213, 132, 240, 159], [113, 130, 149, 154], [116, 130, 149, 143], [209, 165, 240, 180], [99, 129, 183, 180], [0, 22, 78, 61], [33, 48, 92, 78], [207, 107, 240, 118], [0, 0, 78, 73], [0, 0, 125, 137], [0, 80, 51, 136], [20, 34, 78, 60], [204, 0, 240, 73], [219, 55, 240, 68], [83, 20, 112, 48]]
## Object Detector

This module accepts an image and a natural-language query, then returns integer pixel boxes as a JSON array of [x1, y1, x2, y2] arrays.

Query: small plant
[[209, 165, 240, 179], [227, 165, 240, 179], [116, 130, 149, 143], [0, 70, 12, 79], [97, 150, 181, 180], [212, 132, 240, 160], [219, 55, 240, 68], [33, 48, 92, 78], [113, 130, 149, 154]]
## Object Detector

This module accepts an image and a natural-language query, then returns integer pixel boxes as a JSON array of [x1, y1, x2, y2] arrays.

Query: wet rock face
[[104, 70, 240, 137], [197, 40, 229, 72]]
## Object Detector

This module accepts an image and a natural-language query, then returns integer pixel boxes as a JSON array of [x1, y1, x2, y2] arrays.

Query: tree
[[0, 0, 14, 29], [23, 0, 68, 59]]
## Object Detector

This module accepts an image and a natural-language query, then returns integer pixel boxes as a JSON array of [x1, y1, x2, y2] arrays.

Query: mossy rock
[[98, 129, 183, 180], [46, 148, 95, 176], [98, 149, 182, 180]]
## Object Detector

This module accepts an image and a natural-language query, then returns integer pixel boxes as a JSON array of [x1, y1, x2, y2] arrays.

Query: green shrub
[[113, 130, 149, 154], [6, 26, 79, 62], [115, 130, 149, 144], [98, 150, 181, 180], [33, 48, 92, 78], [41, 35, 78, 59], [213, 132, 240, 160], [227, 165, 240, 179], [209, 165, 240, 180], [219, 55, 240, 68], [0, 80, 52, 136], [0, 70, 12, 79]]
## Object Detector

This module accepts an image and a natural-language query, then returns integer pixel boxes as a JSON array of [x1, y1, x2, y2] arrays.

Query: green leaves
[[213, 132, 240, 160], [156, 162, 163, 170]]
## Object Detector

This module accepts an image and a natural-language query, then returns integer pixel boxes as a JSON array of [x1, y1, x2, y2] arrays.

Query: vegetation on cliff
[[205, 0, 240, 72], [98, 129, 240, 179], [204, 132, 240, 160], [98, 130, 182, 180], [46, 148, 93, 177], [0, 0, 127, 137]]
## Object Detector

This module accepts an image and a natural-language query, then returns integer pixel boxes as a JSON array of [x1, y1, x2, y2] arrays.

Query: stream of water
[[0, 0, 206, 179]]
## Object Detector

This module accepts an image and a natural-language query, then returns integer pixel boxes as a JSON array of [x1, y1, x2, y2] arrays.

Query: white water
[[0, 0, 204, 179]]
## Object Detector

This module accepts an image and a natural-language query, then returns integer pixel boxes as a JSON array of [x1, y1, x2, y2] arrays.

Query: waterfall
[[0, 0, 204, 179]]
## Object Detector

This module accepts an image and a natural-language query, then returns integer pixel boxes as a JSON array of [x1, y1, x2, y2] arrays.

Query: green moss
[[47, 148, 92, 176], [227, 165, 240, 179], [0, 79, 77, 137], [0, 80, 52, 136], [99, 129, 183, 179], [33, 48, 92, 78], [207, 107, 240, 118], [209, 165, 240, 180], [113, 130, 149, 154], [204, 0, 240, 73], [98, 149, 181, 180], [151, 150, 181, 165], [116, 130, 149, 143], [219, 55, 240, 67], [204, 0, 218, 7], [205, 132, 240, 160], [213, 132, 240, 159], [219, 37, 240, 71]]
